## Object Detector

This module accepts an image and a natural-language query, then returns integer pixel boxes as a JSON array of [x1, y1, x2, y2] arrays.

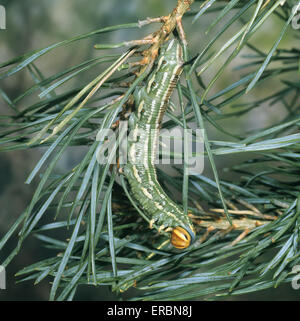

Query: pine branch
[[0, 0, 299, 300]]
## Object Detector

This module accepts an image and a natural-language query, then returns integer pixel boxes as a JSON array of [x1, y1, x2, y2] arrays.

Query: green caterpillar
[[122, 39, 196, 249]]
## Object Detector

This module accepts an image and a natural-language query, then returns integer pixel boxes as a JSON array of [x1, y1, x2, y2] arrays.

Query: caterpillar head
[[171, 226, 195, 249]]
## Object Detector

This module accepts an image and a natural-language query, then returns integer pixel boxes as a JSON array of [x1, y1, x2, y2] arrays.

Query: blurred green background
[[0, 0, 299, 300]]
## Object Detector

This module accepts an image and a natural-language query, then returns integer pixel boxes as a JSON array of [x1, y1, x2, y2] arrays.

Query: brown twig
[[209, 208, 277, 221], [136, 0, 194, 74], [195, 218, 267, 231]]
